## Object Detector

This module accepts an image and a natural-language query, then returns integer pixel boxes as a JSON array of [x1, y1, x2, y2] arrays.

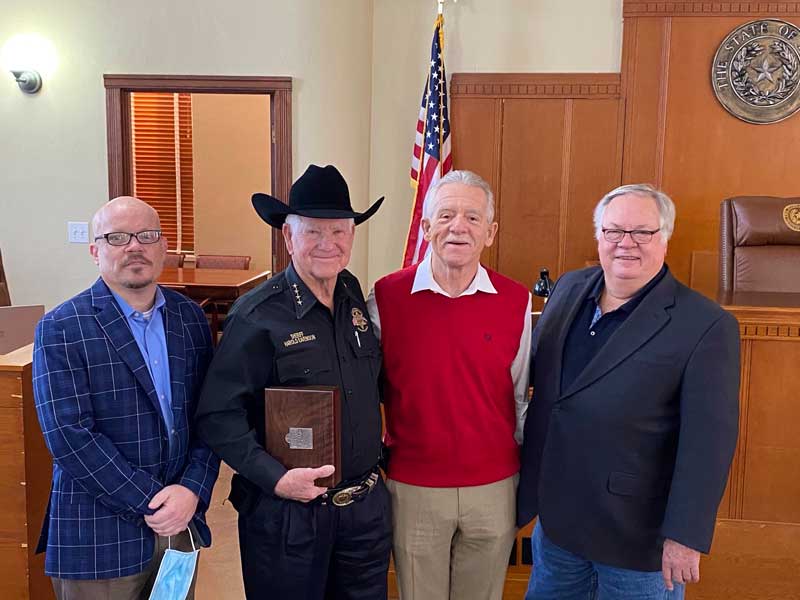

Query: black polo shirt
[[195, 262, 383, 496], [560, 265, 668, 393]]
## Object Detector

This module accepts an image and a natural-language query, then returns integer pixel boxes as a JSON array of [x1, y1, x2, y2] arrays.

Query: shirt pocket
[[275, 349, 332, 385]]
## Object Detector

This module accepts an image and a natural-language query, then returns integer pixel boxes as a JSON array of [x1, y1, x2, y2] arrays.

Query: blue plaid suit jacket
[[33, 278, 220, 579]]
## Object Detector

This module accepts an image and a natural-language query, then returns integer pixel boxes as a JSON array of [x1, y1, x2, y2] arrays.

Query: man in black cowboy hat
[[195, 164, 391, 599]]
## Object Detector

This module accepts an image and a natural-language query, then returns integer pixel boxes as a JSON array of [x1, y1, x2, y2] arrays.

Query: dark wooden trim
[[271, 89, 293, 272], [104, 74, 292, 92], [623, 1, 800, 16], [654, 17, 672, 188], [103, 74, 293, 273], [451, 73, 621, 99]]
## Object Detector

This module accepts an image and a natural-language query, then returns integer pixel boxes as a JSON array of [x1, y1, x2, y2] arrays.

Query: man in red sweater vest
[[367, 170, 531, 600]]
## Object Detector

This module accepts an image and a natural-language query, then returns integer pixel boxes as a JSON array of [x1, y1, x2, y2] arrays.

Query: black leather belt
[[318, 470, 380, 507]]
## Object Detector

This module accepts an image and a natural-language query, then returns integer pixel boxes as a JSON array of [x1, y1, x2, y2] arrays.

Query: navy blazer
[[33, 278, 219, 579], [517, 267, 740, 572]]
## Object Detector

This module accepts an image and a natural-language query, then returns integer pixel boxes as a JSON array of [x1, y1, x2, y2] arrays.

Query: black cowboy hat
[[252, 164, 384, 228]]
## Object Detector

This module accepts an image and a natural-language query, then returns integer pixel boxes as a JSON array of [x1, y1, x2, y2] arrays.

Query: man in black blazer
[[517, 184, 740, 599]]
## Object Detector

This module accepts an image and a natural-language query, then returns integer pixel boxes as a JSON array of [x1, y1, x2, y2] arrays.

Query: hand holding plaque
[[264, 386, 342, 490]]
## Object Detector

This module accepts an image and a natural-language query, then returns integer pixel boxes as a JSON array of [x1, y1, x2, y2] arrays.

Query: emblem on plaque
[[285, 427, 313, 450], [712, 19, 800, 124], [784, 203, 800, 232]]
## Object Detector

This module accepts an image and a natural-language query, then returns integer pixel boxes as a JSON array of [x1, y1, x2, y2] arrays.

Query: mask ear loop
[[166, 528, 197, 552]]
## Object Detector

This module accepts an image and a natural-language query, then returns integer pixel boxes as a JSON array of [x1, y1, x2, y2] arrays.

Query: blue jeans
[[525, 522, 685, 600]]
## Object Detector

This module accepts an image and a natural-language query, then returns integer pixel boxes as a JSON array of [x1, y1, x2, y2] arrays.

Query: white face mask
[[148, 528, 199, 600]]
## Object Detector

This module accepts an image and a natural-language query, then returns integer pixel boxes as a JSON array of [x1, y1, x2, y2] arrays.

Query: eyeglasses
[[94, 230, 162, 246], [601, 228, 660, 244]]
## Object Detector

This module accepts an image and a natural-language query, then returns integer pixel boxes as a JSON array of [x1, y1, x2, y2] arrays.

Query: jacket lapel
[[163, 292, 187, 412], [91, 278, 159, 407], [560, 271, 677, 400]]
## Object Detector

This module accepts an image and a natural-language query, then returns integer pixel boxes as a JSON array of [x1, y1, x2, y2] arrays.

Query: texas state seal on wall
[[712, 19, 800, 124]]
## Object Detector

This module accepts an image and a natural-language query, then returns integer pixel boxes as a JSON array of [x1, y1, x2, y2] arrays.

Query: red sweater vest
[[374, 264, 528, 487]]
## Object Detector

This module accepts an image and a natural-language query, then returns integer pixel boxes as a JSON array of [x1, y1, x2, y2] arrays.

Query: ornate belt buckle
[[332, 486, 360, 507]]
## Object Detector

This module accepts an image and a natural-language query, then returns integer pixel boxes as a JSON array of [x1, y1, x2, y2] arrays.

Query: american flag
[[403, 13, 453, 267]]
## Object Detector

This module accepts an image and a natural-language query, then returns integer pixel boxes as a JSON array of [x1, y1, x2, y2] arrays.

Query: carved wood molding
[[740, 323, 800, 338], [451, 74, 621, 99], [624, 1, 800, 17]]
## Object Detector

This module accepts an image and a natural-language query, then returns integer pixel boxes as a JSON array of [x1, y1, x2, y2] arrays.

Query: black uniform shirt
[[195, 263, 383, 495]]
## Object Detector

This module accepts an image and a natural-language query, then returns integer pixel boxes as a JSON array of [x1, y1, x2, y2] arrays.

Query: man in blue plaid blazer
[[33, 196, 219, 599]]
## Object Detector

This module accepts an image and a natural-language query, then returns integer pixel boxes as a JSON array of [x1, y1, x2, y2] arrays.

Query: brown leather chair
[[0, 249, 11, 307], [195, 254, 251, 270], [163, 253, 185, 268], [720, 196, 800, 293]]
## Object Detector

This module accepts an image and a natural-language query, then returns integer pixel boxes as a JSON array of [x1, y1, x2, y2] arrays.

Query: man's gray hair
[[284, 214, 355, 232], [422, 170, 496, 223], [593, 183, 676, 243]]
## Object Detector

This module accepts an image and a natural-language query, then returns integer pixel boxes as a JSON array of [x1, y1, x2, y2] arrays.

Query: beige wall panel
[[191, 94, 271, 272]]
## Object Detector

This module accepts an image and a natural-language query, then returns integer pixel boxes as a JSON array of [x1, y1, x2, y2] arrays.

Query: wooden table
[[158, 267, 271, 304]]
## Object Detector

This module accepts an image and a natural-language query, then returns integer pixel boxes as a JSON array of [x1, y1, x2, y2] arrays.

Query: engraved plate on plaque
[[712, 19, 800, 124], [285, 427, 314, 450]]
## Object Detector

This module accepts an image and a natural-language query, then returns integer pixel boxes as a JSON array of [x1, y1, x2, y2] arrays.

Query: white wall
[[366, 0, 623, 286], [1, 0, 624, 307], [1, 0, 374, 308]]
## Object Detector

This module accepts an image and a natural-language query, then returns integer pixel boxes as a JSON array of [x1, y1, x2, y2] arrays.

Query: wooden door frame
[[104, 74, 292, 272]]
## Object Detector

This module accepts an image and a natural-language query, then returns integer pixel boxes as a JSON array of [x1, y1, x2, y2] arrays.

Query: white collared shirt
[[367, 253, 532, 444]]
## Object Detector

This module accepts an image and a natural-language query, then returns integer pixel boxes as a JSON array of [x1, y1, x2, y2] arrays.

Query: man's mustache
[[122, 256, 152, 266]]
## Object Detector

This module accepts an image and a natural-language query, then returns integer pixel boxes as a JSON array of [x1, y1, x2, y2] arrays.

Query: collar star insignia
[[291, 283, 303, 306]]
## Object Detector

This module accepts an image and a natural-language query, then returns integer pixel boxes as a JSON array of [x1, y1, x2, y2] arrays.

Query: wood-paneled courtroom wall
[[454, 1, 800, 300], [451, 2, 800, 599]]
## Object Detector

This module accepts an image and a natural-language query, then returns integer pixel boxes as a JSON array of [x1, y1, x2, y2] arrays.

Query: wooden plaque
[[264, 386, 341, 488]]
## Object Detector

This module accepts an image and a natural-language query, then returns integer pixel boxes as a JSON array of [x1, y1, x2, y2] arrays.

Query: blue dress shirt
[[111, 288, 175, 450]]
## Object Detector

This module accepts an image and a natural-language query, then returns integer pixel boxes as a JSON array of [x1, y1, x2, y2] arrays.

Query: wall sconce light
[[10, 69, 42, 94], [1, 34, 57, 95]]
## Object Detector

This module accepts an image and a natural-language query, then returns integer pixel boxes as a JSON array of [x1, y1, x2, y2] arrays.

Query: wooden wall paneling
[[621, 16, 671, 185], [659, 15, 800, 288], [624, 1, 800, 17], [689, 250, 720, 299], [693, 519, 800, 600], [741, 338, 800, 522], [450, 96, 504, 270], [499, 99, 566, 311], [562, 98, 624, 272]]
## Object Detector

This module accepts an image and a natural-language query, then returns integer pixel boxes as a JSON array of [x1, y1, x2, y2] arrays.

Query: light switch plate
[[68, 221, 89, 244]]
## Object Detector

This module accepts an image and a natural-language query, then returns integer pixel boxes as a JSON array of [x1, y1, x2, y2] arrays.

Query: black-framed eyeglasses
[[93, 230, 162, 246], [601, 228, 660, 244]]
